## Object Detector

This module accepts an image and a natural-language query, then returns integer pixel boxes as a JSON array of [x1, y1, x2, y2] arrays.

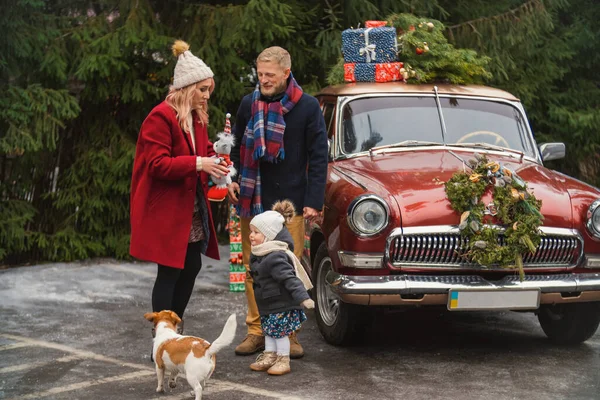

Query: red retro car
[[302, 82, 600, 345]]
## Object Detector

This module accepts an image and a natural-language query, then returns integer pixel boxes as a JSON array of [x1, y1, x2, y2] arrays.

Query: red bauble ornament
[[416, 48, 424, 55]]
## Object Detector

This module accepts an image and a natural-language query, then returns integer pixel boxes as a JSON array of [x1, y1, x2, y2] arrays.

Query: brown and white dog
[[144, 310, 237, 400]]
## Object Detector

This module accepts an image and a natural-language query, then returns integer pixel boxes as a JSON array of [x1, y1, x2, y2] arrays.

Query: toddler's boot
[[250, 351, 278, 371], [267, 355, 291, 376], [289, 331, 304, 359]]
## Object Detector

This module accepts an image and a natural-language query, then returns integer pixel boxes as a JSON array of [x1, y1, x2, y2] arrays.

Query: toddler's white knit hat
[[250, 211, 285, 241], [171, 40, 214, 89]]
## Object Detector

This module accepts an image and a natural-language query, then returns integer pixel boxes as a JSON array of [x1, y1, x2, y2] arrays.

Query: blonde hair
[[165, 79, 214, 132], [256, 46, 291, 69]]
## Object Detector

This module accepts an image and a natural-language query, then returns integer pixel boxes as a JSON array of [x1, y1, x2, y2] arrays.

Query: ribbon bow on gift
[[359, 28, 377, 62]]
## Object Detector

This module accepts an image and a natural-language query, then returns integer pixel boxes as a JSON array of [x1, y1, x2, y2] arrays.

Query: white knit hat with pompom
[[250, 211, 285, 242], [250, 200, 296, 242], [171, 40, 214, 89]]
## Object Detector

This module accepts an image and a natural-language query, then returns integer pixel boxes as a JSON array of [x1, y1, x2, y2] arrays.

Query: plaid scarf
[[237, 74, 303, 217]]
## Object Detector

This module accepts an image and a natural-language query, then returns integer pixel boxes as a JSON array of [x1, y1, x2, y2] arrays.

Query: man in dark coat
[[228, 46, 327, 358]]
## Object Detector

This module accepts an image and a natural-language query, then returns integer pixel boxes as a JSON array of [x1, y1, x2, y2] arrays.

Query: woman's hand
[[198, 157, 229, 179], [301, 299, 315, 309]]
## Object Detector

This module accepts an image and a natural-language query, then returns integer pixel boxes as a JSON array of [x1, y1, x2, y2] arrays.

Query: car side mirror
[[538, 142, 565, 161]]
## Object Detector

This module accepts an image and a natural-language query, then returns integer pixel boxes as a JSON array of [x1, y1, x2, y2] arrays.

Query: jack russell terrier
[[144, 310, 237, 400]]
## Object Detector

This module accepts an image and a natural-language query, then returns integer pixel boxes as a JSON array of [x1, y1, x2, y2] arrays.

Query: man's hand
[[303, 207, 320, 223], [228, 182, 240, 204]]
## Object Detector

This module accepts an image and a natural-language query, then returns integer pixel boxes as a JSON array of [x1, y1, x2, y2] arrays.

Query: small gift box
[[342, 27, 397, 63], [344, 62, 404, 83], [365, 20, 388, 28]]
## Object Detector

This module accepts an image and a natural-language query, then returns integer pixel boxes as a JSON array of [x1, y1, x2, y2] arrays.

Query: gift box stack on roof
[[341, 20, 404, 83]]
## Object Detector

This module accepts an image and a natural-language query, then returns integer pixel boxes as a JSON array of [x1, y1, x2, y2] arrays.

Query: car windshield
[[340, 96, 537, 157]]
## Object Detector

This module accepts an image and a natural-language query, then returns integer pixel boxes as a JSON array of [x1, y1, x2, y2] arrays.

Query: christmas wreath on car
[[444, 153, 544, 280]]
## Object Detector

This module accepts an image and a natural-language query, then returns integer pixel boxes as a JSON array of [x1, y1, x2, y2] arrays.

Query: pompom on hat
[[171, 40, 214, 89], [250, 200, 296, 241]]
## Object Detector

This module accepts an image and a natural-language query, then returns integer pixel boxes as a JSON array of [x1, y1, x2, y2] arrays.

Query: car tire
[[312, 242, 371, 346], [537, 302, 600, 345]]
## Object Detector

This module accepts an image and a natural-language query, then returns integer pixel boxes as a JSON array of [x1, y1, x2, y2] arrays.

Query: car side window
[[322, 103, 336, 160], [322, 103, 335, 139]]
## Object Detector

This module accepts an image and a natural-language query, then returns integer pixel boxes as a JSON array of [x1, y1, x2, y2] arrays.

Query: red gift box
[[365, 20, 388, 28], [344, 62, 404, 83], [375, 62, 403, 82], [344, 63, 356, 82]]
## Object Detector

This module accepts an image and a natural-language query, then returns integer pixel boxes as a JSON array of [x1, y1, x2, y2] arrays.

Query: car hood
[[335, 150, 573, 228]]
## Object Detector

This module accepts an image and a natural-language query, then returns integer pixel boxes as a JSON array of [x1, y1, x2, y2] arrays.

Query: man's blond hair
[[256, 46, 291, 69]]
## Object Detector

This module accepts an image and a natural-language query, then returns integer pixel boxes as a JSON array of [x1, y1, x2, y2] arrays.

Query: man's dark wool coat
[[230, 86, 328, 214]]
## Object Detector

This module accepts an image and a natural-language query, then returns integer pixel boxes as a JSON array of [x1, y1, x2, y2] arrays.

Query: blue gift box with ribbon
[[342, 27, 397, 64]]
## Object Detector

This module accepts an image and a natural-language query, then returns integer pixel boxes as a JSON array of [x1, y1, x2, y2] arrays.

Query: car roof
[[316, 83, 520, 101]]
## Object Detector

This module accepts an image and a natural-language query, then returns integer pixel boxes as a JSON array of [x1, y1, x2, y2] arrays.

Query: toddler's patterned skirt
[[260, 309, 307, 338]]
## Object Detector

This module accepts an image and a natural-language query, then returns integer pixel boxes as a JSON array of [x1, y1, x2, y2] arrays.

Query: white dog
[[144, 310, 237, 399]]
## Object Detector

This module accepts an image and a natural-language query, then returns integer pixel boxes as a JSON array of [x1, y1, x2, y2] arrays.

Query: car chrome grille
[[386, 226, 583, 270]]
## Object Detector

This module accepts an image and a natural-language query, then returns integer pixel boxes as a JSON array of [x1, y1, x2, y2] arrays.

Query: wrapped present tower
[[228, 204, 245, 292], [328, 14, 491, 86]]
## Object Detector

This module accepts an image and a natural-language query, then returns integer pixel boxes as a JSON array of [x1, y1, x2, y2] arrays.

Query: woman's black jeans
[[152, 241, 202, 319]]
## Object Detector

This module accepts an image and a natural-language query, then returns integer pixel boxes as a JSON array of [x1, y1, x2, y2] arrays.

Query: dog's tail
[[206, 313, 237, 356]]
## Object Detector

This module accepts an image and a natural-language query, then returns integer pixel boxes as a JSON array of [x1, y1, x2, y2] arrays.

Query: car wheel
[[313, 242, 370, 345], [537, 302, 600, 345]]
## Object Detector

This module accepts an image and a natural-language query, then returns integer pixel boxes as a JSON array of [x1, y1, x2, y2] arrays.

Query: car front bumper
[[326, 271, 600, 307]]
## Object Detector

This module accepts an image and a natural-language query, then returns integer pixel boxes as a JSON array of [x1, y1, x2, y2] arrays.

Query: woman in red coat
[[130, 40, 229, 332]]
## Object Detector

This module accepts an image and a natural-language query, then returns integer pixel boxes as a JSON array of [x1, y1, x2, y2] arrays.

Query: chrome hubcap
[[317, 256, 339, 326]]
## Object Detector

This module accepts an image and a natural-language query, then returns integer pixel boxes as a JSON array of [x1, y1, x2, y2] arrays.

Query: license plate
[[447, 289, 540, 311]]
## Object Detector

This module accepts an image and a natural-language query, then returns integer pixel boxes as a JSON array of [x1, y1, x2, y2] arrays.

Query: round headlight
[[587, 199, 600, 239], [348, 195, 389, 236]]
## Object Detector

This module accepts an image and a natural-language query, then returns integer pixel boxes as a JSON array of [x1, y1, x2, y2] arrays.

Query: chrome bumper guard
[[326, 271, 600, 306]]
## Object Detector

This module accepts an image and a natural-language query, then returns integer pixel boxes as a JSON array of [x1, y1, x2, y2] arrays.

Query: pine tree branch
[[446, 0, 545, 31]]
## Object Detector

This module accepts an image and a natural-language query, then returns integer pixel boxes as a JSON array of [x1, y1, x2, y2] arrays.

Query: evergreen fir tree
[[1, 0, 598, 264], [445, 0, 600, 185]]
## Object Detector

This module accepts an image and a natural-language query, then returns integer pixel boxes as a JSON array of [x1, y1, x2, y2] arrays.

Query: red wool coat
[[130, 101, 219, 268]]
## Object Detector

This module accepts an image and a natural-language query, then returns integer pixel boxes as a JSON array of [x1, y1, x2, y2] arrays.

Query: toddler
[[247, 200, 314, 376]]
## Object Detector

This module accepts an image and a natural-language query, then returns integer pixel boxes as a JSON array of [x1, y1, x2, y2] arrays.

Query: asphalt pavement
[[1, 245, 599, 400]]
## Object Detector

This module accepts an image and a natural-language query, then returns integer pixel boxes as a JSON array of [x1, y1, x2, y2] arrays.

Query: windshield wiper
[[448, 142, 524, 158], [369, 140, 444, 155]]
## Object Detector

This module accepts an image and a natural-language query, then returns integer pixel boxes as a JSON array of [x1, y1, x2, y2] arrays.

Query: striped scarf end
[[236, 205, 250, 218], [252, 204, 264, 215], [253, 146, 265, 161], [262, 148, 285, 164]]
